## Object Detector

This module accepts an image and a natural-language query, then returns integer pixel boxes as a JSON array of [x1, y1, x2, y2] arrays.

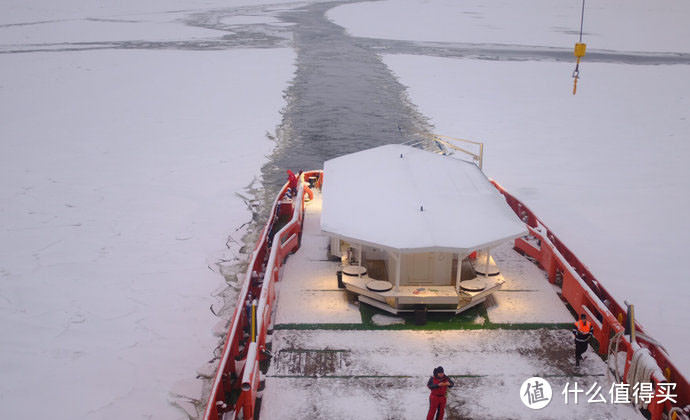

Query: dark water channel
[[260, 1, 430, 200]]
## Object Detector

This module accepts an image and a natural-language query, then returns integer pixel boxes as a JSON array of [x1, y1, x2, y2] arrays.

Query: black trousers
[[575, 340, 588, 362]]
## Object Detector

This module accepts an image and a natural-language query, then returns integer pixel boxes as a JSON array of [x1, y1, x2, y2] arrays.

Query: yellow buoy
[[572, 43, 586, 95], [574, 42, 587, 58]]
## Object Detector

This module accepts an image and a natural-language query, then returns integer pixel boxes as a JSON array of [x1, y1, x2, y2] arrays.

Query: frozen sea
[[0, 1, 298, 419], [1, 0, 689, 419]]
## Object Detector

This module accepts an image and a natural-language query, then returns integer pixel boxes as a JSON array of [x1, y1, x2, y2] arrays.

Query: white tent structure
[[320, 144, 527, 313], [321, 144, 526, 253]]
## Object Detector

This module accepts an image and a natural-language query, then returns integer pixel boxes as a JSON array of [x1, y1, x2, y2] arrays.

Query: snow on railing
[[404, 132, 484, 169], [203, 171, 319, 420], [491, 179, 689, 420]]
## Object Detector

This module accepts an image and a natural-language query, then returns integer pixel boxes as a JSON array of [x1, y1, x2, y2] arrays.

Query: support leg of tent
[[395, 252, 401, 292], [485, 249, 490, 278], [456, 253, 462, 294]]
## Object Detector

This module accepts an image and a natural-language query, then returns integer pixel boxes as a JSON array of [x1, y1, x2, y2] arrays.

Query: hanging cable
[[572, 0, 587, 94], [578, 0, 585, 43]]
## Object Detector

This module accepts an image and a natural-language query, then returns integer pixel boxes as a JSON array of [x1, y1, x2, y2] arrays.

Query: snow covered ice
[[1, 0, 689, 419], [327, 0, 690, 53]]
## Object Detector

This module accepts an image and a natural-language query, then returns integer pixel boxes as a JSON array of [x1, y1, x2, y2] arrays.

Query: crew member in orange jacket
[[573, 313, 593, 367], [426, 366, 454, 420]]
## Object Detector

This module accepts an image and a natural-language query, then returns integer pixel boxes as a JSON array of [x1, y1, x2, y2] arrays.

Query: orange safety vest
[[575, 319, 591, 334]]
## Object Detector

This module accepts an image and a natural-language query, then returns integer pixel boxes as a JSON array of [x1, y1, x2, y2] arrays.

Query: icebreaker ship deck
[[203, 141, 689, 420]]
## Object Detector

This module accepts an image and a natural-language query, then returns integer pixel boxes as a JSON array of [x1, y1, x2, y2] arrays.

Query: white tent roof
[[320, 144, 527, 254]]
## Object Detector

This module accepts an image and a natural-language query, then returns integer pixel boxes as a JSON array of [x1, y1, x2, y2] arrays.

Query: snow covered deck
[[485, 242, 574, 324], [261, 329, 640, 419], [274, 193, 361, 325]]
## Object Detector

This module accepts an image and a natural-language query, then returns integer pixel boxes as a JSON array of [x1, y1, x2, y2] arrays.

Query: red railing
[[202, 171, 320, 420], [492, 179, 689, 419]]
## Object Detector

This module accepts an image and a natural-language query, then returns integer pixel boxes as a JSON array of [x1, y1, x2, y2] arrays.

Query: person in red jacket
[[426, 366, 454, 420]]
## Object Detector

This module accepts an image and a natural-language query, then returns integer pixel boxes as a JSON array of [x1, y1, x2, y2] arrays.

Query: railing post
[[479, 142, 484, 170]]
